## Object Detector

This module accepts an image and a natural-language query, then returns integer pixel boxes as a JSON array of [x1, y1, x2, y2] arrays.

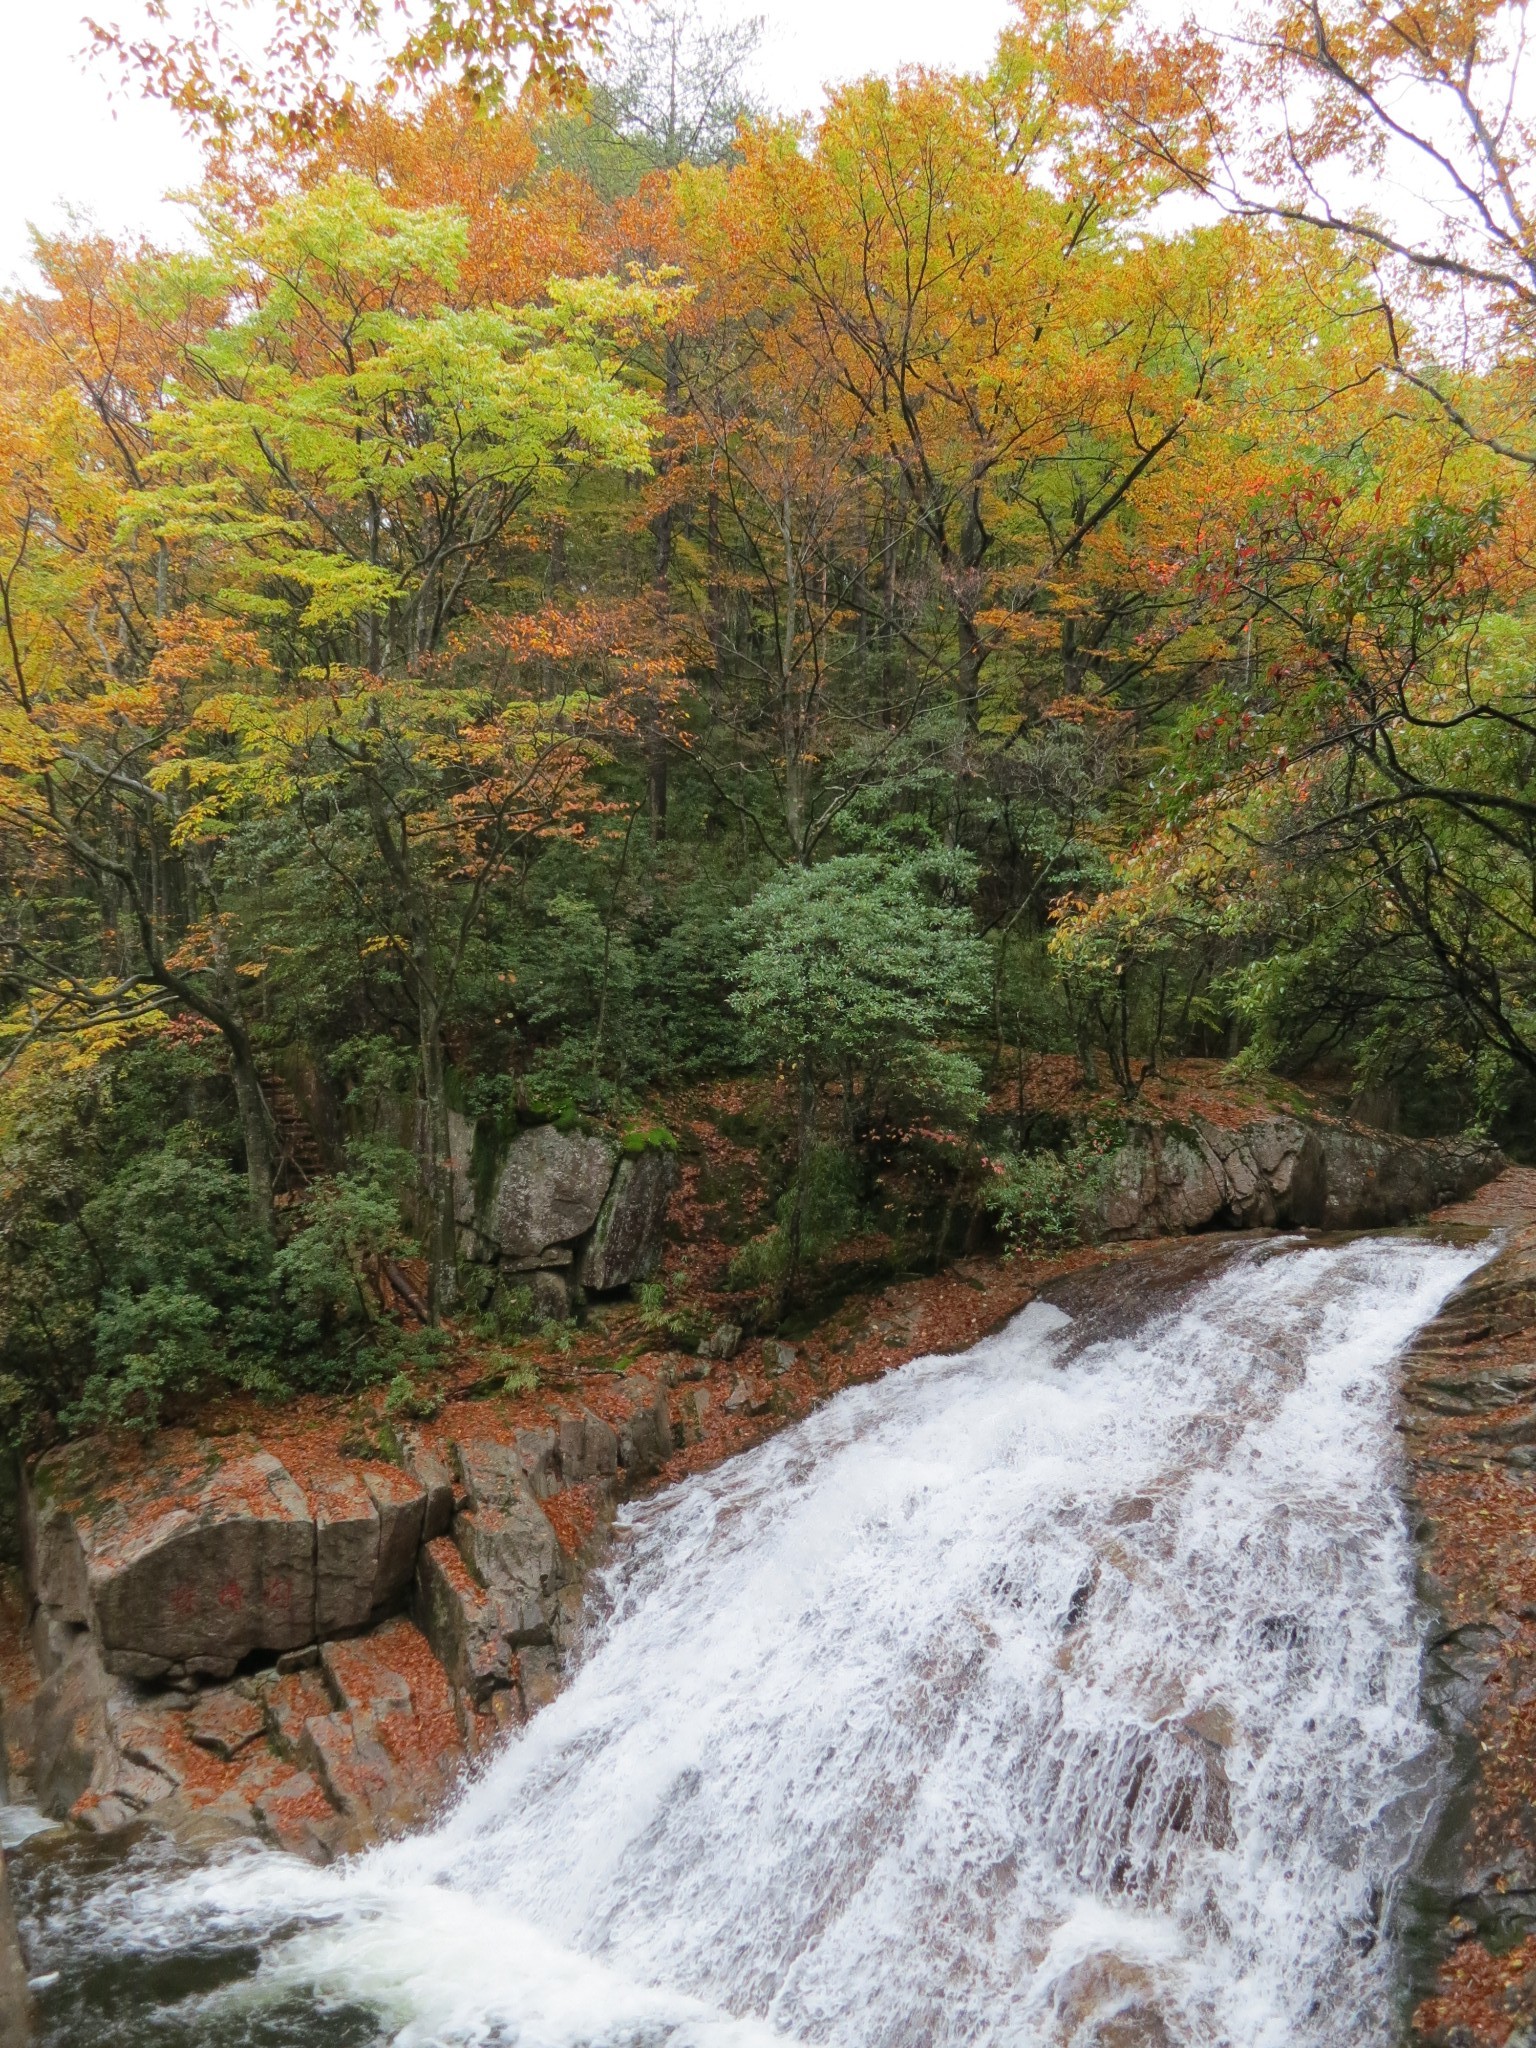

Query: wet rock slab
[[7, 1369, 677, 1861], [28, 1613, 468, 1863]]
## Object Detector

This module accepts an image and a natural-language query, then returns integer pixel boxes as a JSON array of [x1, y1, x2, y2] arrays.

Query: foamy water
[[22, 1234, 1490, 2047]]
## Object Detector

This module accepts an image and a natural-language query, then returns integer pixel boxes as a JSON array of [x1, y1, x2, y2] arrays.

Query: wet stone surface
[[1402, 1170, 1536, 2046]]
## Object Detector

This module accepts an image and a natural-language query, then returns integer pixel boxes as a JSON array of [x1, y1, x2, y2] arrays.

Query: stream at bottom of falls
[[12, 1231, 1496, 2048]]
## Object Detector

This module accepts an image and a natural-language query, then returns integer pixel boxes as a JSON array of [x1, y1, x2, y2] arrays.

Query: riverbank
[[0, 1233, 1141, 1864], [0, 1106, 1520, 2030], [1403, 1168, 1536, 2046]]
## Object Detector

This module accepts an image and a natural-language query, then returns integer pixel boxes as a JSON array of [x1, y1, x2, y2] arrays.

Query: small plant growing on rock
[[383, 1369, 443, 1425], [636, 1269, 705, 1347]]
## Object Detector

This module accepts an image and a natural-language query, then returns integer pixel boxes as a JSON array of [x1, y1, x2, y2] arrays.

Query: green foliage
[[732, 854, 990, 1124], [0, 1047, 430, 1443], [72, 1143, 287, 1432], [272, 1145, 414, 1349], [636, 1268, 706, 1347], [729, 1143, 864, 1294], [9, 25, 1533, 1457], [983, 1133, 1117, 1251], [511, 850, 753, 1114], [622, 1124, 677, 1155], [141, 175, 664, 661]]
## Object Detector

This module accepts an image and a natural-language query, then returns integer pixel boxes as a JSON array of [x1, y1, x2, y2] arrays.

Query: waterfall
[[24, 1233, 1491, 2048]]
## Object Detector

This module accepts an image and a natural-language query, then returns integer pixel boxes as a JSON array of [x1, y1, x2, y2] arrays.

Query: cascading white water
[[62, 1233, 1491, 2048]]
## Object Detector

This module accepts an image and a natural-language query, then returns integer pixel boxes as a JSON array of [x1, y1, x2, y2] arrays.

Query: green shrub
[[70, 1143, 286, 1432], [273, 1145, 413, 1346], [0, 1053, 426, 1442], [728, 1143, 863, 1293], [983, 1133, 1116, 1251]]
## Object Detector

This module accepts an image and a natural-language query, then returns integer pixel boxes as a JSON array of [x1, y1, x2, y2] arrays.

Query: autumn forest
[[2, 0, 1533, 1445]]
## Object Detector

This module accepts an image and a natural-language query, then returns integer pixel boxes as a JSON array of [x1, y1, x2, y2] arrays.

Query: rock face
[[12, 1366, 675, 1861], [1089, 1113, 1501, 1239], [25, 1448, 427, 1683], [412, 1386, 661, 1727], [580, 1148, 679, 1292], [1397, 1183, 1536, 2042], [446, 1119, 678, 1300], [480, 1126, 618, 1266], [28, 1613, 465, 1859]]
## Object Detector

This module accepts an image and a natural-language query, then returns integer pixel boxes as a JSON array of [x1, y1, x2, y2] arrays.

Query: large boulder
[[1088, 1113, 1502, 1240], [580, 1147, 678, 1292], [25, 1446, 429, 1683], [480, 1126, 618, 1266]]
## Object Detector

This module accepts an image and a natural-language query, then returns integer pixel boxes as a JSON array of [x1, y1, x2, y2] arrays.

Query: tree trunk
[[360, 777, 457, 1319], [416, 969, 457, 1324], [956, 490, 990, 727], [203, 908, 278, 1228], [778, 1051, 817, 1320], [706, 486, 727, 682], [228, 1042, 278, 1229], [647, 474, 671, 842]]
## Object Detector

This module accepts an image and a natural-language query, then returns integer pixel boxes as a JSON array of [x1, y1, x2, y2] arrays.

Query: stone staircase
[[264, 1073, 325, 1194]]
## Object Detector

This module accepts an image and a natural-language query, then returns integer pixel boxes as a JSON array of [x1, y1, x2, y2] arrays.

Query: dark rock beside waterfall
[[580, 1148, 678, 1292], [29, 1612, 466, 1860], [449, 1440, 573, 1633], [31, 1633, 116, 1820], [0, 1850, 31, 2041], [1089, 1113, 1501, 1240], [582, 1372, 674, 1480], [1397, 1205, 1536, 2037], [399, 1431, 456, 1541], [415, 1534, 516, 1706], [411, 1426, 622, 1725]]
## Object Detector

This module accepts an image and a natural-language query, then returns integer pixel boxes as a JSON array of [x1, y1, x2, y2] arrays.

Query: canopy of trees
[[3, 0, 1533, 1442]]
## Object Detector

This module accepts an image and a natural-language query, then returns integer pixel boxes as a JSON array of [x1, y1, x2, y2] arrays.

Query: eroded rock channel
[[4, 1227, 1494, 2048]]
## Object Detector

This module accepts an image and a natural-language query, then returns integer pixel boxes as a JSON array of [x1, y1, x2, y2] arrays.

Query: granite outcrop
[[1089, 1111, 1502, 1239], [446, 1121, 677, 1314], [10, 1366, 675, 1863]]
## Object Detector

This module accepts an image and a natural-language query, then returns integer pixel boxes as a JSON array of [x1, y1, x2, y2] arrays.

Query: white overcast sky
[[0, 2, 1017, 285]]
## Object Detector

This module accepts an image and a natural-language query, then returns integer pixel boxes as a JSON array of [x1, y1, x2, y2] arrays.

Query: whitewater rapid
[[29, 1233, 1492, 2047]]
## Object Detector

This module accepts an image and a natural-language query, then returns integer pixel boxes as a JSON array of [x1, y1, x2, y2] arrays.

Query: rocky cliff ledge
[[1400, 1169, 1536, 2046], [1089, 1106, 1501, 1239], [8, 1365, 672, 1860]]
